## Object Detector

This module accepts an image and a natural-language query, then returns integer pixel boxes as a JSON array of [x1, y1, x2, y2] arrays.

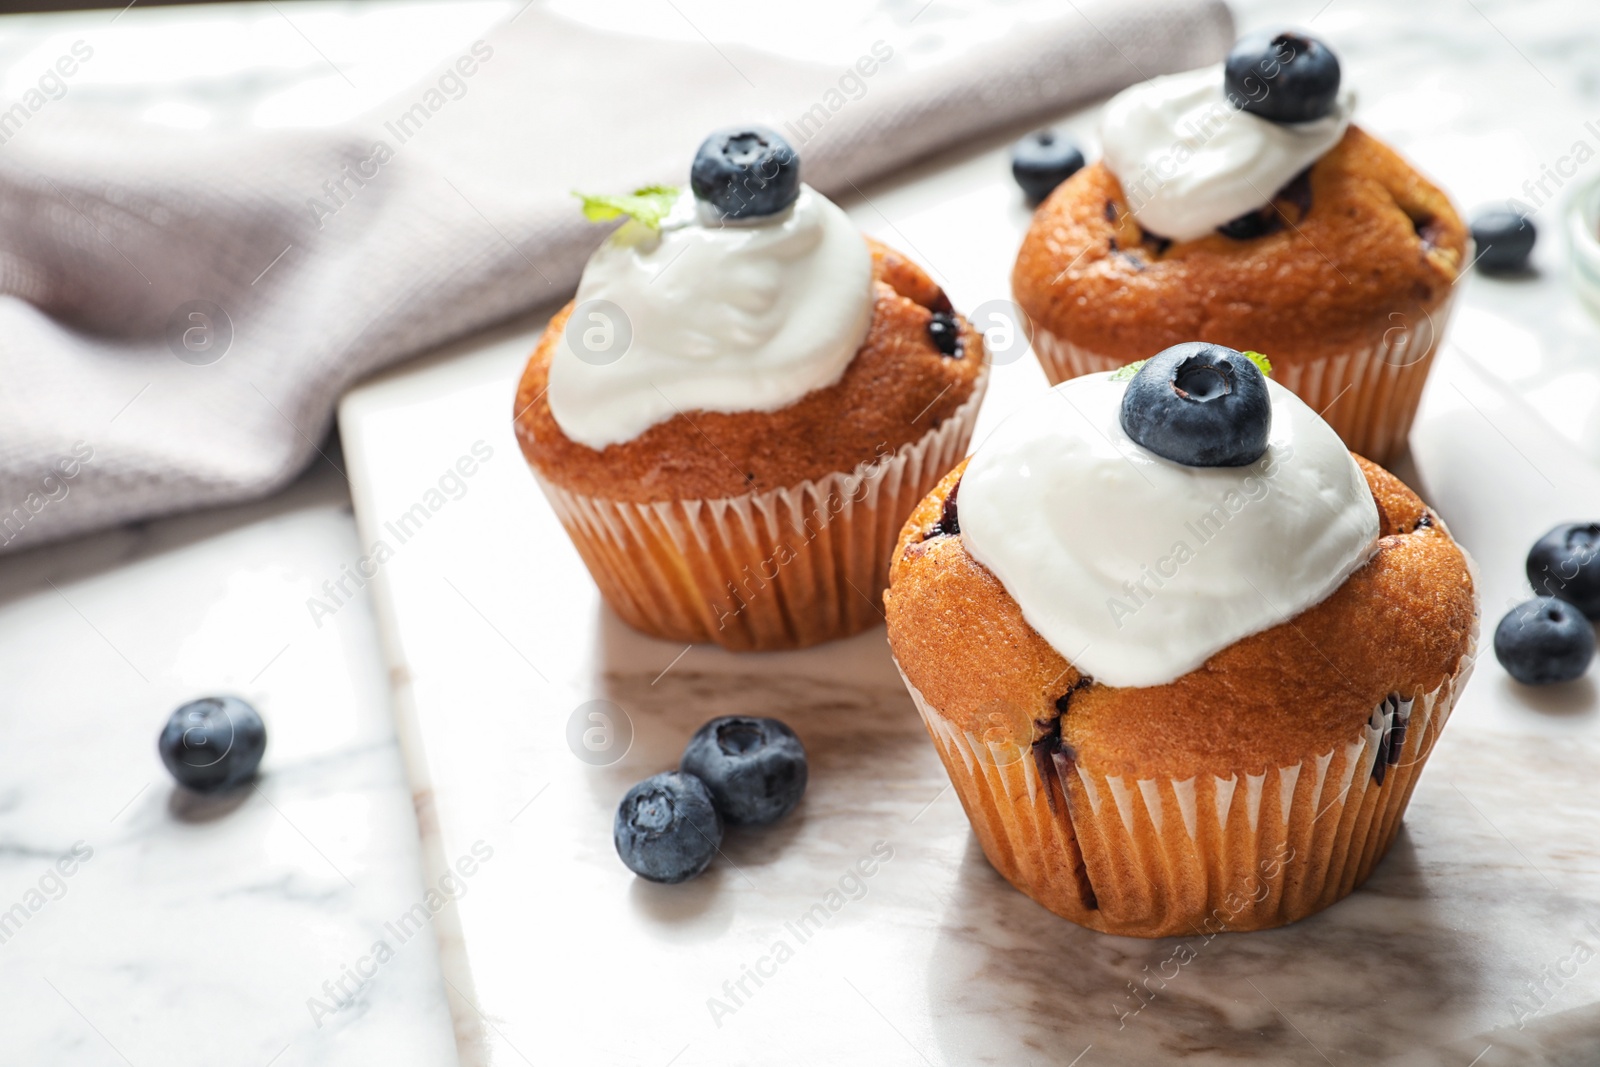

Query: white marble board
[[338, 1, 1600, 1062]]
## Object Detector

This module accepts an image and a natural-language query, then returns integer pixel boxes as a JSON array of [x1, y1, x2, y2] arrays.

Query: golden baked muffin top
[[885, 455, 1476, 781], [1012, 126, 1468, 358], [515, 238, 984, 503]]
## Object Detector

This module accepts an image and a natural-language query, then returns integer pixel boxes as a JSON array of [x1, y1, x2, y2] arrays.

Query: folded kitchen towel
[[0, 0, 1232, 553]]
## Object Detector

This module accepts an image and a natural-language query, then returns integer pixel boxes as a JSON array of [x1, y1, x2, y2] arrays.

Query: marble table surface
[[4, 0, 1600, 1065], [336, 2, 1600, 1065], [0, 454, 461, 1067], [0, 2, 508, 1065]]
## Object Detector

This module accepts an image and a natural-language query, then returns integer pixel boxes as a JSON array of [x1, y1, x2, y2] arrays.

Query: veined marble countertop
[[0, 456, 460, 1066], [0, 4, 506, 1065], [7, 0, 1600, 1065]]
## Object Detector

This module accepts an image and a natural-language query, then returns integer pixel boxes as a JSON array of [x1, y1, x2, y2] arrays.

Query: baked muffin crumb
[[886, 455, 1476, 781]]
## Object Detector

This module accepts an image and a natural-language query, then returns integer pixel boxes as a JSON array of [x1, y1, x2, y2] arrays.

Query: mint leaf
[[573, 185, 680, 230], [1110, 359, 1147, 382], [1243, 350, 1273, 376]]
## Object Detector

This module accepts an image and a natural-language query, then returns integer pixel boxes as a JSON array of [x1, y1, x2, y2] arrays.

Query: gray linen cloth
[[0, 0, 1232, 552]]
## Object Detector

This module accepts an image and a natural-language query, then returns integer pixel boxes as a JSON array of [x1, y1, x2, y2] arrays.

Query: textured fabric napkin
[[0, 0, 1232, 553]]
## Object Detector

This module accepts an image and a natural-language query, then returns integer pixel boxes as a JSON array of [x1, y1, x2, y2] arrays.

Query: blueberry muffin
[[884, 343, 1477, 936], [515, 127, 987, 651], [1013, 32, 1468, 465]]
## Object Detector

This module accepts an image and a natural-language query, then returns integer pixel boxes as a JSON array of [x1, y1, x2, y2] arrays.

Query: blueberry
[[1470, 207, 1537, 275], [1225, 31, 1341, 124], [679, 717, 807, 827], [614, 772, 722, 883], [929, 478, 960, 538], [927, 311, 962, 357], [1011, 129, 1086, 205], [1119, 343, 1272, 467], [158, 696, 267, 793], [1493, 597, 1595, 685], [1216, 208, 1281, 241], [690, 127, 799, 221], [1216, 168, 1311, 240], [1527, 523, 1600, 618]]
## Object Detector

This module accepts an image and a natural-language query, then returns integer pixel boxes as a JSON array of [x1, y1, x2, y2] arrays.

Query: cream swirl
[[959, 373, 1379, 688], [1100, 65, 1354, 242], [548, 185, 873, 450]]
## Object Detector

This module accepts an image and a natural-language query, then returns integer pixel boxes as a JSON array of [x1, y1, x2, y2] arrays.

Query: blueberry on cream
[[690, 126, 800, 221], [958, 354, 1379, 688], [1225, 31, 1342, 124], [1098, 32, 1353, 241], [1118, 343, 1272, 467], [554, 137, 872, 451]]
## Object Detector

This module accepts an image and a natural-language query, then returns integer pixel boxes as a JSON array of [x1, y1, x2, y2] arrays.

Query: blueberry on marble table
[[680, 716, 808, 827], [158, 696, 267, 793], [1527, 522, 1600, 618], [1494, 597, 1595, 686], [614, 772, 723, 883], [1469, 207, 1537, 275], [1010, 129, 1085, 205]]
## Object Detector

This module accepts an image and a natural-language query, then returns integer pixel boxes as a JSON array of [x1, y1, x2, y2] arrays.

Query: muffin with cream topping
[[1013, 31, 1467, 465], [884, 343, 1477, 936], [516, 127, 987, 651]]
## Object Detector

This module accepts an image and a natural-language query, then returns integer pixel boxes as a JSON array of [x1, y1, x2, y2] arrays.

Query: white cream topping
[[548, 185, 873, 450], [959, 373, 1379, 689], [1100, 64, 1355, 242]]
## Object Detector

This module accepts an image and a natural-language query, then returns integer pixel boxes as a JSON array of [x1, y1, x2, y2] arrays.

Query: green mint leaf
[[1110, 359, 1147, 382], [573, 185, 680, 230], [1243, 350, 1273, 376]]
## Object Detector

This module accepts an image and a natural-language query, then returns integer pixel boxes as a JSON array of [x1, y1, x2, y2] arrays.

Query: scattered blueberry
[[1470, 207, 1537, 275], [1011, 130, 1086, 205], [158, 696, 267, 793], [1527, 523, 1600, 618], [1225, 30, 1341, 124], [680, 717, 807, 827], [690, 127, 800, 221], [1120, 343, 1272, 467], [927, 311, 963, 357], [1493, 597, 1595, 686], [614, 771, 723, 883]]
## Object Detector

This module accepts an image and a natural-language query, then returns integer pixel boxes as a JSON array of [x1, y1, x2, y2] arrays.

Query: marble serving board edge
[[336, 307, 1600, 1067], [334, 7, 1600, 1055]]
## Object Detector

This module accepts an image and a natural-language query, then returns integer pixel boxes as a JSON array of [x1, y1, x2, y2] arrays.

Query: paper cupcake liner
[[897, 641, 1476, 938], [1030, 291, 1458, 466], [536, 369, 988, 652]]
